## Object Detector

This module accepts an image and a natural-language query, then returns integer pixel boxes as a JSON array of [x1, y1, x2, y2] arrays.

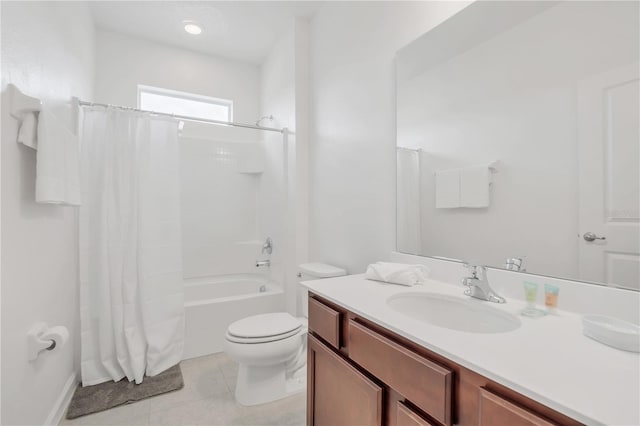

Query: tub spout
[[256, 259, 270, 268]]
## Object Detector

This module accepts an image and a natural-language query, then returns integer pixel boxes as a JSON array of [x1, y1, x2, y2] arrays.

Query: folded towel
[[365, 262, 430, 286], [17, 112, 38, 149], [35, 107, 81, 206], [460, 165, 490, 208], [435, 169, 460, 208]]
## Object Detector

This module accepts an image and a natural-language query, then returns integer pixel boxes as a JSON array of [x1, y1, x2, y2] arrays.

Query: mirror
[[396, 1, 640, 290]]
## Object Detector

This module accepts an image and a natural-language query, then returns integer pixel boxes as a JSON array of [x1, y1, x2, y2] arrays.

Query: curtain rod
[[76, 99, 285, 134]]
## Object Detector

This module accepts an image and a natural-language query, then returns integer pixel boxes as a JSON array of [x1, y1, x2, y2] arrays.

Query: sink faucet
[[504, 257, 525, 272], [461, 264, 505, 303]]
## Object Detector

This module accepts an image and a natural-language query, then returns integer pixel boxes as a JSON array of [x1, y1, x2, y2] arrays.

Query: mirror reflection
[[396, 1, 639, 290]]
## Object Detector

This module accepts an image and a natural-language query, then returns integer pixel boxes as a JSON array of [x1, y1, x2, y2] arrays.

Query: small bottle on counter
[[544, 284, 560, 314], [521, 281, 546, 317]]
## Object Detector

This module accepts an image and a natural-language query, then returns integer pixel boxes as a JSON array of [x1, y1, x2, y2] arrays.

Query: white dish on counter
[[582, 314, 640, 353]]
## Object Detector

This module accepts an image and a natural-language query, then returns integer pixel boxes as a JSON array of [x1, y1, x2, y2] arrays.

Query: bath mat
[[66, 364, 184, 419]]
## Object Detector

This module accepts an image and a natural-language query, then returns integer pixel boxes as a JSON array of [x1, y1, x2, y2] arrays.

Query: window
[[138, 85, 233, 122]]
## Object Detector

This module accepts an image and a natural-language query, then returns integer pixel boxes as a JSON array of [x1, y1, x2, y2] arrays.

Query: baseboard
[[44, 372, 78, 426]]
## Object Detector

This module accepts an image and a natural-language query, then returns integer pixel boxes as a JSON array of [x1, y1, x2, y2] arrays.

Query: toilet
[[224, 263, 346, 406]]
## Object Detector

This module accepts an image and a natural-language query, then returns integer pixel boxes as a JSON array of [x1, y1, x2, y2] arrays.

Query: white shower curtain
[[79, 107, 184, 386], [397, 148, 422, 254]]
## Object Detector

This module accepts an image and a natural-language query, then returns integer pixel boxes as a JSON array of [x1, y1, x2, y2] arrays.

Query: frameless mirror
[[395, 1, 640, 290]]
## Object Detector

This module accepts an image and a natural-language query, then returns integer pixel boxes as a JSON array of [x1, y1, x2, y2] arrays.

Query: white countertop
[[301, 274, 640, 426]]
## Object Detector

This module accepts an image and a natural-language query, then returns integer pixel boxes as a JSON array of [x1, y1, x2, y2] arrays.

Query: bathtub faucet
[[262, 237, 273, 255], [256, 259, 271, 268]]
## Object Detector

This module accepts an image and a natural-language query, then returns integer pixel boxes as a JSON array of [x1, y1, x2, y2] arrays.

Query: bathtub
[[182, 274, 285, 359]]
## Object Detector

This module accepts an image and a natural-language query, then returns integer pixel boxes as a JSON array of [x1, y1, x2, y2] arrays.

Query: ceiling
[[89, 1, 321, 65]]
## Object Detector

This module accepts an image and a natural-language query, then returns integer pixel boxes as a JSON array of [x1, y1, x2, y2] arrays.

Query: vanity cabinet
[[307, 334, 383, 426], [307, 294, 583, 426]]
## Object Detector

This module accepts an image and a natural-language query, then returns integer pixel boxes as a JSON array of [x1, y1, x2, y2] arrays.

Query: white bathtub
[[182, 274, 285, 359]]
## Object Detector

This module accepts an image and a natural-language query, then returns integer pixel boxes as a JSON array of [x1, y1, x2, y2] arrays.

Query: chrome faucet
[[256, 259, 271, 268], [504, 257, 525, 272], [461, 264, 505, 303], [262, 237, 273, 255]]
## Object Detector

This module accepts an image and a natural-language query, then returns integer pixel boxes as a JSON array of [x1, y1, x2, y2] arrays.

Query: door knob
[[583, 232, 606, 242]]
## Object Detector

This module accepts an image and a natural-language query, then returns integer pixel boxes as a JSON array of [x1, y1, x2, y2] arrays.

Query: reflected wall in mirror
[[396, 1, 640, 290]]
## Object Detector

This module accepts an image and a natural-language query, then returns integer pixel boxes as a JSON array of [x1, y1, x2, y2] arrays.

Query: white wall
[[258, 24, 294, 305], [94, 30, 267, 279], [259, 17, 311, 315], [180, 138, 265, 278], [396, 2, 639, 278], [1, 2, 95, 424], [94, 30, 260, 122], [308, 2, 470, 274]]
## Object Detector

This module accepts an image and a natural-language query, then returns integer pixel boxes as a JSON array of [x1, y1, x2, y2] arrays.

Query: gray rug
[[66, 364, 184, 419]]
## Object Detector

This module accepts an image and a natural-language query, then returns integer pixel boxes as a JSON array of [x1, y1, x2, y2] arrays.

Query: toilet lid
[[227, 312, 302, 339]]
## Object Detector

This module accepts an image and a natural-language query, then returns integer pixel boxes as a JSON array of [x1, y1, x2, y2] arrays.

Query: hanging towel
[[35, 107, 81, 206], [17, 112, 38, 149], [365, 262, 430, 286], [460, 165, 490, 208], [435, 169, 460, 208]]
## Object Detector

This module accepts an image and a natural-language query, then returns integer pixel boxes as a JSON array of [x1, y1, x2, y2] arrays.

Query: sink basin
[[387, 292, 521, 334]]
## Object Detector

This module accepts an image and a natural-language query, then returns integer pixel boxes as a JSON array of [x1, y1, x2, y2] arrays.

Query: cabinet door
[[308, 334, 383, 426], [479, 388, 556, 426], [396, 401, 437, 426]]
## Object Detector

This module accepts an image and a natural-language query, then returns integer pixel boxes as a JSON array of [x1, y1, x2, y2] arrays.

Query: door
[[578, 62, 640, 290], [307, 334, 383, 426]]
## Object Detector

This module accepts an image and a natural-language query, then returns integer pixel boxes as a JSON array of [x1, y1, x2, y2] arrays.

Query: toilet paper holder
[[27, 322, 68, 361]]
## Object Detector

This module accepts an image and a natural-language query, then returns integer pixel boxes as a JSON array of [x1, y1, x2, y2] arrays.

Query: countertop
[[301, 274, 640, 426]]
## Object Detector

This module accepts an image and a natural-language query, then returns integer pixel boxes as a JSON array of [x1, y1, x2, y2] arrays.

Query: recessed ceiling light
[[184, 21, 202, 35]]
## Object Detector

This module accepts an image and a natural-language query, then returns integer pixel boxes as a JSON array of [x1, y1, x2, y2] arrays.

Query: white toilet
[[224, 263, 346, 406]]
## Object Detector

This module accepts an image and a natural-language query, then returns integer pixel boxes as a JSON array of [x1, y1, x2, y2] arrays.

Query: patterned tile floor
[[60, 353, 306, 426]]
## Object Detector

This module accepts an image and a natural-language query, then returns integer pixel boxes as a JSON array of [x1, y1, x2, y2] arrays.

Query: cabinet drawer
[[396, 402, 437, 426], [348, 320, 453, 426], [308, 334, 383, 426], [308, 297, 341, 349], [479, 388, 556, 426]]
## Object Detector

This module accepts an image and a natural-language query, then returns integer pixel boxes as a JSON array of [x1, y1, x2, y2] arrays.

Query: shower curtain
[[396, 148, 422, 254], [79, 107, 184, 386]]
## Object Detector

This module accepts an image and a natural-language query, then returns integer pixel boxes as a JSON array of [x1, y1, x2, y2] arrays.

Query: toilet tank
[[298, 263, 346, 318]]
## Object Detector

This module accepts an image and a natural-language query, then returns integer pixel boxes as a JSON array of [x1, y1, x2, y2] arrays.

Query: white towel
[[35, 108, 81, 206], [365, 262, 430, 286], [460, 165, 490, 208], [435, 169, 460, 208], [17, 112, 38, 149]]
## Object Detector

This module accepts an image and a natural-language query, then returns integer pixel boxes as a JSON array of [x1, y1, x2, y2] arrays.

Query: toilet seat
[[226, 312, 303, 344]]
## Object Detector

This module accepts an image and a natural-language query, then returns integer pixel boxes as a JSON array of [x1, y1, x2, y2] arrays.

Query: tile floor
[[60, 353, 306, 426]]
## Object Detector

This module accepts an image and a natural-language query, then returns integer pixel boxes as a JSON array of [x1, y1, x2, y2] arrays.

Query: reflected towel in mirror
[[435, 169, 460, 208], [460, 165, 490, 207]]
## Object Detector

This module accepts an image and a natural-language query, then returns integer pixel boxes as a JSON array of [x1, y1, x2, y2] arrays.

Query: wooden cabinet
[[396, 402, 437, 426], [307, 334, 383, 426], [307, 294, 583, 426], [308, 297, 342, 350], [349, 319, 453, 425], [478, 388, 555, 426]]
